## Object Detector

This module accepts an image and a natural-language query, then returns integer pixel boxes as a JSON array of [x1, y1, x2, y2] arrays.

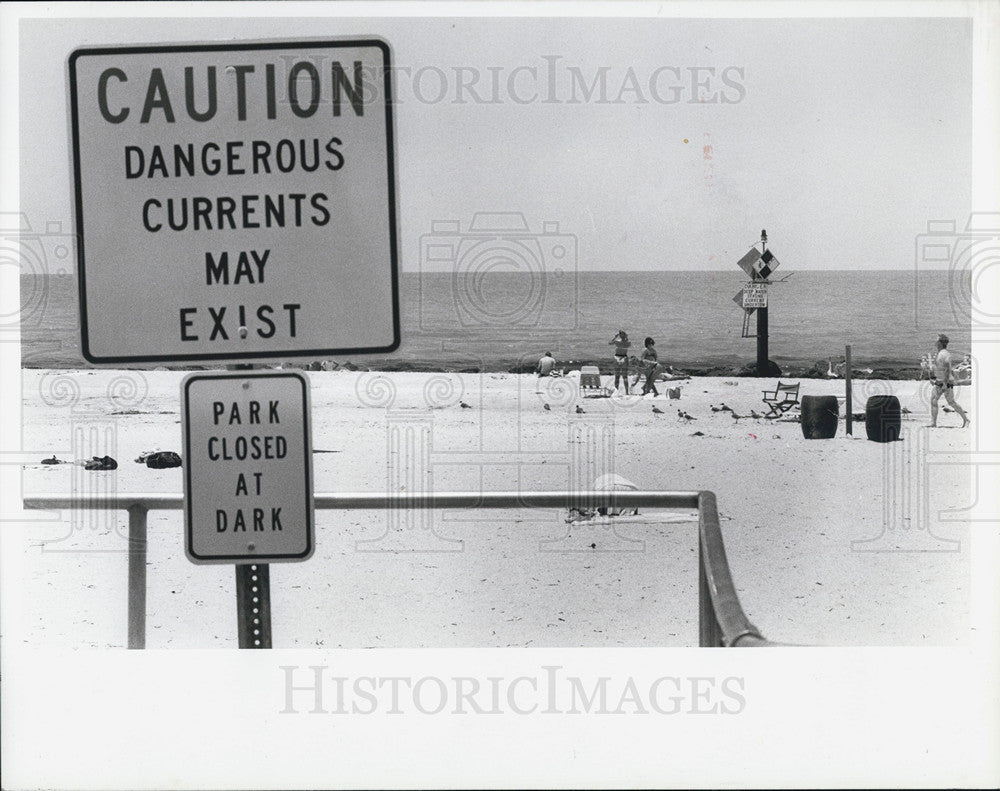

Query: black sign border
[[182, 371, 314, 564], [69, 39, 401, 364]]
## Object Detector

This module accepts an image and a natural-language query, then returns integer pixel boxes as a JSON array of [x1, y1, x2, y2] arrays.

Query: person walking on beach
[[610, 330, 631, 393], [640, 337, 661, 396], [929, 334, 970, 427]]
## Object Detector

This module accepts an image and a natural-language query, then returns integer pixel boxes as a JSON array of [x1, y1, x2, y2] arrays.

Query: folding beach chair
[[579, 365, 604, 397], [761, 381, 800, 418]]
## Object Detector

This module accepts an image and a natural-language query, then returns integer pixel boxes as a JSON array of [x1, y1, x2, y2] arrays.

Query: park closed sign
[[182, 371, 314, 564], [69, 40, 399, 363]]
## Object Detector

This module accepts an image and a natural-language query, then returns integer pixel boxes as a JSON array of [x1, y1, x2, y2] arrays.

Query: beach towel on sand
[[566, 474, 641, 522]]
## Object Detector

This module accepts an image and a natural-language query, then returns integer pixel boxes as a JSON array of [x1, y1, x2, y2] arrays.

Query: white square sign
[[182, 371, 314, 564], [69, 40, 399, 363]]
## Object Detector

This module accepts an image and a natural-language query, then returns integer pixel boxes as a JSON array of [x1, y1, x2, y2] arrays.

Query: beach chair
[[761, 381, 800, 418], [579, 365, 604, 397]]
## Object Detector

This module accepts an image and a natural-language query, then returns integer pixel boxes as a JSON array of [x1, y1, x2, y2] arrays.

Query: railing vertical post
[[698, 539, 723, 647], [127, 504, 148, 649]]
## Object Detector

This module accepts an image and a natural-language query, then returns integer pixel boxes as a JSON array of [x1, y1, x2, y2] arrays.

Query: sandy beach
[[16, 368, 973, 650]]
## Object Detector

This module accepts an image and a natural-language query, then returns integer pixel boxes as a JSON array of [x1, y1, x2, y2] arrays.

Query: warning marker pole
[[756, 230, 769, 376]]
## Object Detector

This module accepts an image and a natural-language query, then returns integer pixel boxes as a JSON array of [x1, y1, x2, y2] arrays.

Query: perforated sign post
[[69, 39, 399, 364], [182, 370, 313, 647]]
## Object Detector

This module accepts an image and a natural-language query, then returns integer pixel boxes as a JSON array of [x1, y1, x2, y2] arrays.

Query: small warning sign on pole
[[742, 282, 768, 309], [182, 371, 314, 564]]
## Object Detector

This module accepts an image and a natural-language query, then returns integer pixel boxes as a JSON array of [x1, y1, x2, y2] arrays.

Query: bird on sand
[[710, 404, 724, 412], [460, 401, 472, 409], [543, 403, 551, 411], [575, 405, 585, 414], [678, 410, 696, 422], [652, 405, 665, 414], [730, 411, 745, 422], [719, 403, 733, 412], [750, 410, 763, 420]]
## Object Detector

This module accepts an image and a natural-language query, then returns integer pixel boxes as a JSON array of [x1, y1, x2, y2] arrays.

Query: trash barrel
[[865, 395, 901, 442], [800, 395, 839, 439]]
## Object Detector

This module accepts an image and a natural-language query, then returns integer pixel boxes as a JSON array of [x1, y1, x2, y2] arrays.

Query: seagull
[[710, 404, 724, 413], [901, 407, 911, 414], [460, 401, 472, 409], [652, 405, 665, 414], [575, 405, 585, 414], [826, 360, 838, 378], [678, 410, 696, 422], [719, 403, 733, 412], [750, 410, 763, 420], [543, 403, 551, 411], [730, 411, 745, 422]]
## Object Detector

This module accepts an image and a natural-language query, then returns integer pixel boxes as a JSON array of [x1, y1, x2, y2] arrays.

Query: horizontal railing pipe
[[24, 490, 785, 648]]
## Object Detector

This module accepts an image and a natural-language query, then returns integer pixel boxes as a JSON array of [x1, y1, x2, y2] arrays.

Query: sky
[[10, 10, 977, 273]]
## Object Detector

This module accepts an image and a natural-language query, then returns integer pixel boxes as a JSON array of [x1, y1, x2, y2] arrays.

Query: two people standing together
[[610, 330, 664, 396]]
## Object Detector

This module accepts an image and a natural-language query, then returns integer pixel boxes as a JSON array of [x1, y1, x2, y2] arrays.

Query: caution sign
[[69, 40, 399, 364], [182, 371, 313, 564], [742, 282, 767, 309]]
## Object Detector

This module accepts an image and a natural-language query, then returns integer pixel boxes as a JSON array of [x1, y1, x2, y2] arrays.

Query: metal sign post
[[845, 344, 853, 435], [732, 230, 783, 376], [756, 234, 769, 376], [235, 563, 272, 649], [182, 370, 314, 648]]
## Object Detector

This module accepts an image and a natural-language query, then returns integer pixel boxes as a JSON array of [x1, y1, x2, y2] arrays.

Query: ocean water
[[19, 271, 970, 372]]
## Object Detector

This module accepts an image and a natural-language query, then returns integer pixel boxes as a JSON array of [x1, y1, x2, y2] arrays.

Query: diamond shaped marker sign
[[756, 249, 780, 280], [732, 288, 756, 314], [736, 248, 761, 277]]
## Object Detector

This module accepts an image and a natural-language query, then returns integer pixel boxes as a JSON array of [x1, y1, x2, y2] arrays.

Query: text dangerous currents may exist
[[98, 61, 365, 233]]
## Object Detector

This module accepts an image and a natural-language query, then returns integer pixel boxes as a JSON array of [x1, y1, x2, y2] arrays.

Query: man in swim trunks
[[929, 334, 970, 428]]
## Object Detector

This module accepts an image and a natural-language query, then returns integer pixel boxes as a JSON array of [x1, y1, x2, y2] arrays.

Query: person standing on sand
[[929, 334, 970, 427], [640, 337, 661, 396], [610, 330, 631, 393]]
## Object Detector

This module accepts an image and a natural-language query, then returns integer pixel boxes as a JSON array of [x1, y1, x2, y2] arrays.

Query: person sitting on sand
[[929, 334, 970, 428], [640, 337, 661, 397], [609, 330, 631, 393], [536, 351, 556, 378]]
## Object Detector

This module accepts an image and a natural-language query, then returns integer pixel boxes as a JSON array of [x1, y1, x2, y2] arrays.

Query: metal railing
[[23, 490, 780, 649]]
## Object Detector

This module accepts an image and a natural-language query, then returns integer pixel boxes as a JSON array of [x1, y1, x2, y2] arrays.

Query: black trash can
[[800, 395, 839, 439], [866, 395, 901, 442]]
